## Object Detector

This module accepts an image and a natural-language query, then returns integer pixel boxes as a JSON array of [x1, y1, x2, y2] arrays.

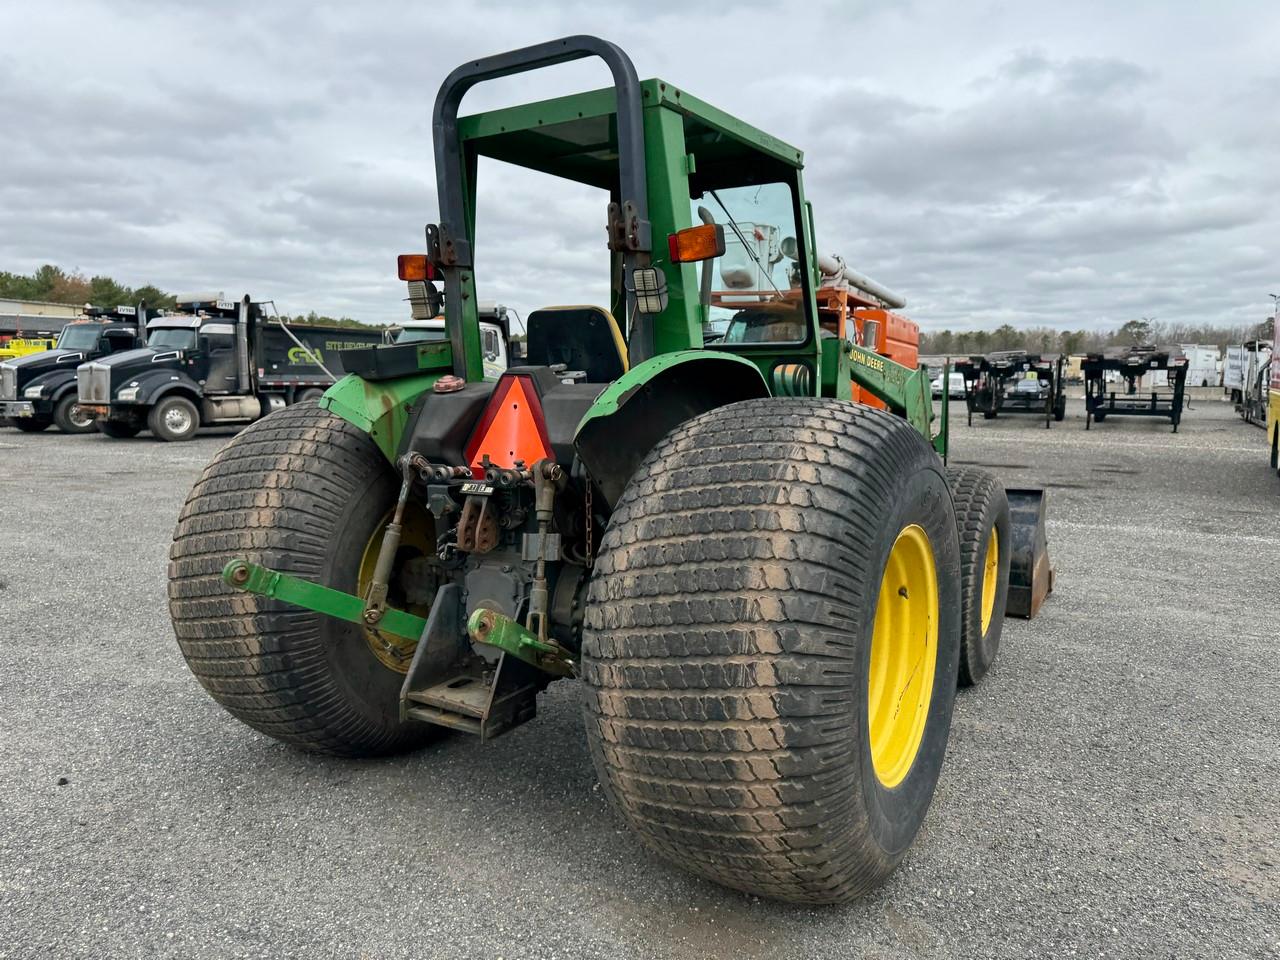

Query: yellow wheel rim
[[980, 527, 999, 636], [357, 502, 435, 674], [868, 524, 939, 788]]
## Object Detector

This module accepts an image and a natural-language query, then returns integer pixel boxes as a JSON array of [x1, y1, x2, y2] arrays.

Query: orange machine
[[813, 286, 920, 410]]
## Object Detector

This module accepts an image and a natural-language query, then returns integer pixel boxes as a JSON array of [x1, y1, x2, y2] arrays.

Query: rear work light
[[667, 223, 726, 263], [397, 254, 436, 281], [463, 374, 553, 478]]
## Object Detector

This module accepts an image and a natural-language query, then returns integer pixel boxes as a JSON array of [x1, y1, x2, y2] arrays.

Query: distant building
[[0, 298, 83, 337]]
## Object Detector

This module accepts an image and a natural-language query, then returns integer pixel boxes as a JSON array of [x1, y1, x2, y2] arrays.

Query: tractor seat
[[525, 306, 628, 382]]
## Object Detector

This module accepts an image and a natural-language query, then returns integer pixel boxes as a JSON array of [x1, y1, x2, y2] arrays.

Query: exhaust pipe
[[814, 252, 907, 309], [778, 238, 907, 309], [236, 296, 252, 394]]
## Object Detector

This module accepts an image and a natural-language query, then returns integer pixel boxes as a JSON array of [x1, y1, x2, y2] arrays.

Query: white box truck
[[1179, 344, 1220, 387]]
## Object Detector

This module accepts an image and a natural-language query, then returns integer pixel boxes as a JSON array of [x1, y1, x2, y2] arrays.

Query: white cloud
[[0, 0, 1275, 333]]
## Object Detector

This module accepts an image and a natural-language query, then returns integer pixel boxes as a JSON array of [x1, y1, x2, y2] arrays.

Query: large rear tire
[[946, 467, 1011, 686], [581, 398, 962, 904], [168, 401, 436, 756]]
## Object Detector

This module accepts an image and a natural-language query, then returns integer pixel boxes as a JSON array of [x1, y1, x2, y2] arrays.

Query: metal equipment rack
[[955, 351, 1067, 429], [1082, 345, 1188, 432]]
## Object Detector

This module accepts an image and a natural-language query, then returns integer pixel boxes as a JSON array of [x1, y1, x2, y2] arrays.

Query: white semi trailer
[[1179, 344, 1220, 387]]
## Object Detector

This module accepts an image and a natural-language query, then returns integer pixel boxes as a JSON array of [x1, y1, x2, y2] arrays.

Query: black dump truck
[[77, 295, 384, 441], [0, 304, 150, 433]]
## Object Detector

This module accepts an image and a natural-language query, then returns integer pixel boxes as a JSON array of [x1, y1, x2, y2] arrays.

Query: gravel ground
[[1, 399, 1276, 960]]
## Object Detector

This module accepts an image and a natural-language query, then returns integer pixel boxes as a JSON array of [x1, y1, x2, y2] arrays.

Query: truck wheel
[[581, 398, 962, 904], [1053, 399, 1066, 422], [148, 396, 200, 441], [168, 402, 437, 757], [946, 468, 1011, 686], [12, 418, 51, 433], [95, 420, 142, 438], [296, 388, 325, 404], [54, 394, 96, 434], [981, 409, 997, 420]]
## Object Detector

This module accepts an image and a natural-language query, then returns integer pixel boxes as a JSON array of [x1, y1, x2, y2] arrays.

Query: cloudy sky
[[1, 0, 1276, 332]]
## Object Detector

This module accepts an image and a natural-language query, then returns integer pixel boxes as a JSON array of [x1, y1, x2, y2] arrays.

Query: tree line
[[0, 265, 374, 328], [921, 316, 1277, 357]]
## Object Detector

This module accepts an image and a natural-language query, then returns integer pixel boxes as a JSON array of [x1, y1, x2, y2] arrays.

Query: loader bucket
[[1005, 487, 1054, 618]]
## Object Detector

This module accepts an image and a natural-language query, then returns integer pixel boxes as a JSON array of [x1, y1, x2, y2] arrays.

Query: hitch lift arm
[[221, 560, 573, 676]]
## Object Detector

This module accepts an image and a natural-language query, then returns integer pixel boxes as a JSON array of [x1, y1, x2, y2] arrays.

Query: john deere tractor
[[169, 36, 1051, 904]]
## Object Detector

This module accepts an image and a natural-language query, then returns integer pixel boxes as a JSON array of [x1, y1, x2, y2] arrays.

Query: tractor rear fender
[[320, 371, 445, 463], [574, 350, 770, 506]]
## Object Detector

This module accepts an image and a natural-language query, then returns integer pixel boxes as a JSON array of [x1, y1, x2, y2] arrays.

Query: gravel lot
[[1, 399, 1276, 960]]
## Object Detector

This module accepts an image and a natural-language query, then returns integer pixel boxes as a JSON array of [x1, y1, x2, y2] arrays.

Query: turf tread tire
[[168, 401, 432, 757], [581, 398, 961, 904], [946, 467, 1011, 686]]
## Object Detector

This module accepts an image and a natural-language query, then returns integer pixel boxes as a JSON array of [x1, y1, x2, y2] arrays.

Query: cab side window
[[693, 180, 810, 346], [205, 334, 236, 355]]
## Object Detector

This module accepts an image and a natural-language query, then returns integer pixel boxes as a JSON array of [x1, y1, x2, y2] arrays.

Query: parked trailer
[[0, 304, 150, 433], [1065, 354, 1085, 384], [77, 296, 385, 441], [1179, 343, 1220, 387], [1083, 345, 1189, 432], [955, 351, 1067, 429], [1268, 355, 1279, 478], [1240, 340, 1273, 426], [1225, 340, 1271, 407]]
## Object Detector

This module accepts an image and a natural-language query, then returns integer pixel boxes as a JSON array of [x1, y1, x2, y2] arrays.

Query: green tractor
[[169, 36, 1052, 904]]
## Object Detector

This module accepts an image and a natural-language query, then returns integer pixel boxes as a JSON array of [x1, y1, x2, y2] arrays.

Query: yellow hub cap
[[868, 524, 939, 788], [357, 503, 435, 674], [980, 527, 999, 636]]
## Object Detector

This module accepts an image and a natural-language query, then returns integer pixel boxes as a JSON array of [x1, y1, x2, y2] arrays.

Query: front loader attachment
[[1005, 488, 1054, 618]]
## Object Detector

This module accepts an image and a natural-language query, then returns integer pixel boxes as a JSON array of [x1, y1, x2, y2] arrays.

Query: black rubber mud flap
[[1005, 488, 1053, 619]]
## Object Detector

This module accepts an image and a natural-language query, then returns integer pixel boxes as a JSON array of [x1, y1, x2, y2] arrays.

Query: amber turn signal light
[[397, 254, 436, 281], [666, 223, 726, 263]]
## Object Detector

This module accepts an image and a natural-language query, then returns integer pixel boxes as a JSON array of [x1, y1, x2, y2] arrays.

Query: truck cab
[[0, 305, 147, 433], [388, 302, 514, 379], [80, 295, 387, 440], [78, 297, 258, 439]]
